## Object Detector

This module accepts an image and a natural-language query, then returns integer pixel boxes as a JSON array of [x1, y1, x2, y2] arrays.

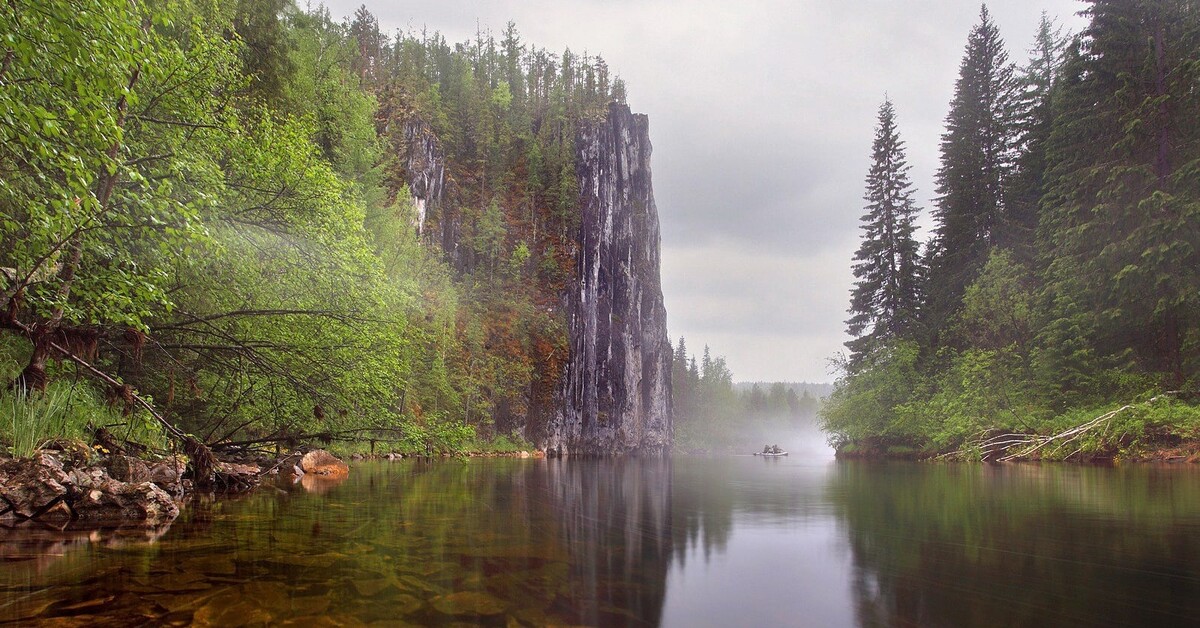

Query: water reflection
[[829, 462, 1200, 627], [0, 458, 676, 626], [2, 457, 1199, 626]]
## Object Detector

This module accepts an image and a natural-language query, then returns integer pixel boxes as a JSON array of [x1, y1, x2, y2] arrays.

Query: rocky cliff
[[545, 103, 673, 455]]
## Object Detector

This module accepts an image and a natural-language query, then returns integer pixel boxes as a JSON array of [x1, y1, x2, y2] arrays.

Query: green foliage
[[0, 382, 122, 458], [925, 5, 1020, 337], [1, 1, 620, 455], [821, 341, 922, 451], [826, 2, 1200, 460], [951, 249, 1034, 350]]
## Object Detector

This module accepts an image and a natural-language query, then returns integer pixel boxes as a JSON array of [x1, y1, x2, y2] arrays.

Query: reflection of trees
[[669, 457, 832, 567], [670, 458, 735, 563], [828, 462, 1200, 627]]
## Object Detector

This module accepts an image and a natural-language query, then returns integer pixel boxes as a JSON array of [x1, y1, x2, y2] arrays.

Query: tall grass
[[1, 382, 113, 458]]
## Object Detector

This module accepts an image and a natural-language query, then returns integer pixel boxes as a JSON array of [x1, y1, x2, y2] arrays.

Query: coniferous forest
[[0, 0, 625, 456], [824, 3, 1200, 460]]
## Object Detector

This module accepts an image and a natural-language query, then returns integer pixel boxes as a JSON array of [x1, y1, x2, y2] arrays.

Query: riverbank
[[0, 438, 561, 530], [827, 394, 1200, 464], [834, 435, 1200, 464]]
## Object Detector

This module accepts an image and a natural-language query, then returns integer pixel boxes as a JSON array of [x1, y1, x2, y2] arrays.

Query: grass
[[0, 381, 132, 458], [2, 384, 90, 457]]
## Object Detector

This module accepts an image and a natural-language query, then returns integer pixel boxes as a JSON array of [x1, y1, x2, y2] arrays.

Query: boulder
[[147, 456, 186, 492], [106, 455, 151, 484], [299, 450, 349, 478], [0, 453, 71, 519], [0, 453, 180, 525], [71, 477, 179, 524]]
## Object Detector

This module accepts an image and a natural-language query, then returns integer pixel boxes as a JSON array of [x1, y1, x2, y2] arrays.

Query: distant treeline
[[825, 3, 1200, 459], [734, 382, 833, 398], [671, 338, 822, 453]]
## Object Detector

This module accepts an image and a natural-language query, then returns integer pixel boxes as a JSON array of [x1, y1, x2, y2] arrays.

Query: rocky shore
[[0, 446, 356, 529]]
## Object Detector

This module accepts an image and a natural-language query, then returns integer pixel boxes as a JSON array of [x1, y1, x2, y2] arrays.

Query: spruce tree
[[846, 99, 923, 366], [1005, 13, 1068, 259], [925, 5, 1019, 336], [1038, 0, 1200, 387]]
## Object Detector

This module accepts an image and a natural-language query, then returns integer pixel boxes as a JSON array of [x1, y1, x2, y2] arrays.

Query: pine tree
[[925, 4, 1019, 336], [846, 99, 923, 366], [348, 5, 383, 85]]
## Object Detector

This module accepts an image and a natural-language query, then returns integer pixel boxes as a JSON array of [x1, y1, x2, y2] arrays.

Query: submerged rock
[[299, 449, 349, 478], [545, 103, 673, 455]]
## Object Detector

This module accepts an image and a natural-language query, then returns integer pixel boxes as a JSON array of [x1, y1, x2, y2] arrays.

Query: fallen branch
[[956, 392, 1180, 462]]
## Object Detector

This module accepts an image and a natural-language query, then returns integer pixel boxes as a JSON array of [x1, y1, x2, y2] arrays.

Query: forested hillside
[[825, 3, 1200, 460], [0, 0, 627, 455]]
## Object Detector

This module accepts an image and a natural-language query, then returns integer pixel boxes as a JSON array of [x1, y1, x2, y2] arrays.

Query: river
[[2, 454, 1199, 626]]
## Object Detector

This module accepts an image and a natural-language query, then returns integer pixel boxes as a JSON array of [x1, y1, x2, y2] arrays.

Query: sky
[[324, 0, 1089, 383]]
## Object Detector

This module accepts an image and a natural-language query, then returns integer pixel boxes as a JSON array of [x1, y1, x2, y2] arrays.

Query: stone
[[544, 103, 673, 455], [0, 453, 71, 519], [71, 475, 179, 525], [147, 457, 186, 491], [299, 450, 349, 478], [431, 591, 507, 616], [106, 455, 151, 484]]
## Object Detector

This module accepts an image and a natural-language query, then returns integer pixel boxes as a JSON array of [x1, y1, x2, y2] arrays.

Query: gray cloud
[[325, 0, 1088, 382]]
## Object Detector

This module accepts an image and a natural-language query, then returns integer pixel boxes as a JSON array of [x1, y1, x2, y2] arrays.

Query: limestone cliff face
[[399, 119, 444, 237], [545, 103, 673, 455]]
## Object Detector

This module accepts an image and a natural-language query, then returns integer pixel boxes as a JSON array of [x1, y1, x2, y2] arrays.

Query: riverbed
[[1, 456, 1198, 626]]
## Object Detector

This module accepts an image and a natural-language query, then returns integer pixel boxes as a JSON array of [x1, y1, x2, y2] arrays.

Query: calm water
[[2, 455, 1199, 626]]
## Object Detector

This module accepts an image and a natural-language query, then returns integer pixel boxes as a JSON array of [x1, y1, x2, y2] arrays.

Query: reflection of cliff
[[828, 463, 1200, 627], [542, 458, 672, 625]]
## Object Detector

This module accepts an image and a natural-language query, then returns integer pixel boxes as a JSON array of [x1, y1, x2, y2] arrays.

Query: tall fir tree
[[846, 98, 923, 366], [1038, 0, 1200, 388], [925, 4, 1019, 338], [1005, 13, 1068, 260]]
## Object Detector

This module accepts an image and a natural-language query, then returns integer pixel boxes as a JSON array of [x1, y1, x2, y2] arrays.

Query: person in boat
[[763, 444, 771, 454], [771, 444, 780, 454]]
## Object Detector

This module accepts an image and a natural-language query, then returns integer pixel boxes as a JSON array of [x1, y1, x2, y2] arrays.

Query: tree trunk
[[15, 333, 51, 392]]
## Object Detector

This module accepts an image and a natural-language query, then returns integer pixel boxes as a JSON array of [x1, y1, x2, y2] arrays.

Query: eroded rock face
[[545, 103, 673, 455], [403, 119, 445, 237]]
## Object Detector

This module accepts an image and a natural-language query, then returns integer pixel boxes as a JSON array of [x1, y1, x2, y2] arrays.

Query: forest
[[0, 0, 627, 457], [825, 2, 1200, 460], [669, 337, 824, 453]]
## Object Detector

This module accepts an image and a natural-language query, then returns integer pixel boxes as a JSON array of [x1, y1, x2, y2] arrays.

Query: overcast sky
[[324, 0, 1088, 383]]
